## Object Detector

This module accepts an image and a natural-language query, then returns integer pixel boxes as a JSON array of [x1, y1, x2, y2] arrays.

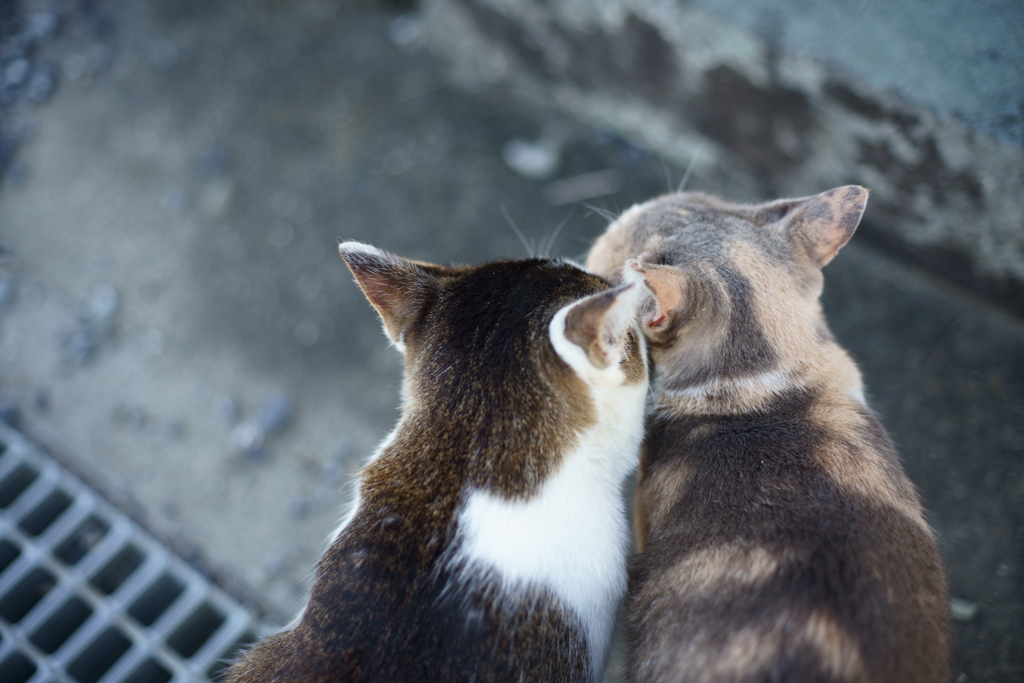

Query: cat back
[[588, 187, 950, 683], [227, 243, 649, 682]]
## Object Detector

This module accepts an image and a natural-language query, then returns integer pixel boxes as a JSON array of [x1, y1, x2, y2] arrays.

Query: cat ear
[[624, 260, 688, 343], [758, 185, 869, 268], [562, 283, 643, 370], [338, 241, 442, 351]]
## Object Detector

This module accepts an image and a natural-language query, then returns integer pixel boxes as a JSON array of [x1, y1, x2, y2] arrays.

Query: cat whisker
[[661, 160, 673, 194], [581, 203, 618, 224], [500, 204, 535, 258], [541, 211, 572, 258], [677, 144, 704, 193]]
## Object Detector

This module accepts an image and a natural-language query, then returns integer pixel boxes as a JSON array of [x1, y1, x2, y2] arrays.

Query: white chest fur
[[449, 391, 646, 680]]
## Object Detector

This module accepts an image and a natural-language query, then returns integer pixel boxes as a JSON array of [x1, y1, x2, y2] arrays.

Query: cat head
[[339, 242, 648, 493], [586, 186, 867, 400]]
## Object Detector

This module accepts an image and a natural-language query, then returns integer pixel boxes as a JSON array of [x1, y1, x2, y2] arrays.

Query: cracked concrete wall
[[420, 0, 1024, 316]]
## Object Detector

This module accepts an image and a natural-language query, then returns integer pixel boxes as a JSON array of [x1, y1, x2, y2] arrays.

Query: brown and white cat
[[587, 186, 950, 683], [226, 243, 649, 682]]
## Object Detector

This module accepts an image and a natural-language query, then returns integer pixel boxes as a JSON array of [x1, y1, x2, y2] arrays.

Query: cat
[[226, 242, 650, 682], [586, 186, 950, 683]]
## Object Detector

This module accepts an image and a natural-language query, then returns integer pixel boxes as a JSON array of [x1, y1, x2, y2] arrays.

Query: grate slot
[[0, 464, 39, 508], [127, 574, 185, 628], [29, 596, 93, 655], [90, 545, 145, 596], [36, 608, 111, 672], [66, 626, 131, 683], [0, 448, 23, 484], [95, 643, 149, 683], [55, 516, 111, 566], [166, 602, 226, 660], [37, 495, 96, 552], [72, 526, 132, 581], [0, 567, 57, 624], [19, 489, 74, 537], [0, 650, 37, 683], [123, 658, 172, 683], [189, 601, 255, 671], [0, 539, 20, 575], [146, 582, 204, 639]]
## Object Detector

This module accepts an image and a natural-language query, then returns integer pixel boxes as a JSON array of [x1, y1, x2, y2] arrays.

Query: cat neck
[[655, 336, 866, 417]]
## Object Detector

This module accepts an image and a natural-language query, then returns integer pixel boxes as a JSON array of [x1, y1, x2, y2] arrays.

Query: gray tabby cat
[[588, 186, 950, 683]]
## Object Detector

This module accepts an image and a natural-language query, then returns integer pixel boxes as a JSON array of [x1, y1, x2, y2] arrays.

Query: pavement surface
[[687, 0, 1024, 147], [0, 1, 1020, 681]]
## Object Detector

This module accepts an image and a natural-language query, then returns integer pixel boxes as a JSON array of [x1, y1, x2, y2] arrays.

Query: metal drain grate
[[0, 422, 262, 682]]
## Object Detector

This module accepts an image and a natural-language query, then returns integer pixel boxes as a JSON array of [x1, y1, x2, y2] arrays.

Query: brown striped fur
[[226, 244, 649, 682], [587, 186, 950, 683]]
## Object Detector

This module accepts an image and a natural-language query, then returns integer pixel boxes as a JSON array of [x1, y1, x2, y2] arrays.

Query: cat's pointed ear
[[625, 260, 688, 343], [758, 186, 869, 268], [339, 241, 442, 351], [562, 283, 643, 370]]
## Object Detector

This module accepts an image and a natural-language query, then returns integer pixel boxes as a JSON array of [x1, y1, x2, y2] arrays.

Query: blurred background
[[0, 0, 1021, 681]]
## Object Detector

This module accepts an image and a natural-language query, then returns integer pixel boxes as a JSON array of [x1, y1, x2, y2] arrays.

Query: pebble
[[88, 284, 119, 332], [388, 15, 422, 48], [23, 11, 61, 44], [3, 58, 31, 89], [501, 136, 562, 181], [949, 596, 979, 621], [60, 321, 98, 365], [58, 285, 120, 365], [231, 421, 265, 459], [25, 63, 57, 104]]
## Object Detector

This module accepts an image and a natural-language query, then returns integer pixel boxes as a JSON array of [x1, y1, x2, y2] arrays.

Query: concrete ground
[[0, 1, 1020, 681]]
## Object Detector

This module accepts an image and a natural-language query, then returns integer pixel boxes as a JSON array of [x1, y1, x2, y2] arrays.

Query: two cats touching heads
[[227, 185, 950, 683]]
